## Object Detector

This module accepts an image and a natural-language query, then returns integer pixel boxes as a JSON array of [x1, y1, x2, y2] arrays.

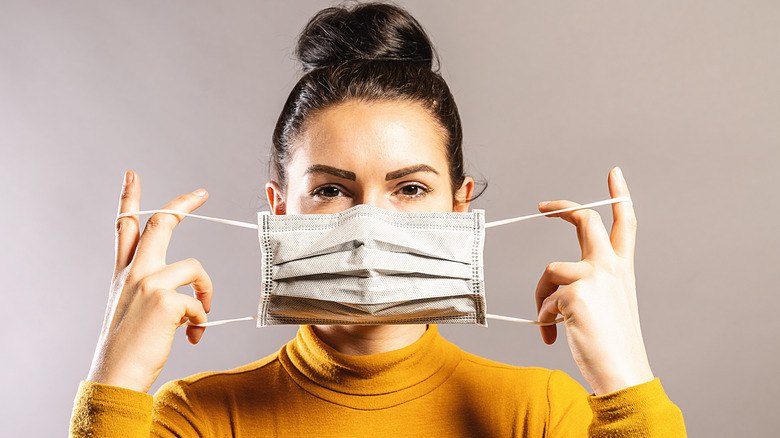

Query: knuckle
[[537, 296, 549, 312], [144, 215, 171, 232], [137, 277, 153, 293], [545, 262, 561, 276], [184, 258, 203, 271], [581, 209, 602, 225], [115, 217, 135, 234], [153, 291, 177, 312]]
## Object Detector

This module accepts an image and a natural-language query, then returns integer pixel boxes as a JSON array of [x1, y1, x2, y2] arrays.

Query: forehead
[[289, 100, 447, 169]]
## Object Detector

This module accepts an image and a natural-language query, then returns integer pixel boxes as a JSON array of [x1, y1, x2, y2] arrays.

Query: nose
[[353, 188, 393, 211]]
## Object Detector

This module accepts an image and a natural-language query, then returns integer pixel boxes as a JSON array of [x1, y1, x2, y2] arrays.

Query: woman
[[71, 3, 685, 436]]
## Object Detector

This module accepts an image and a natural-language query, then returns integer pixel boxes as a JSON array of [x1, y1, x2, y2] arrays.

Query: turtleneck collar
[[279, 325, 462, 410]]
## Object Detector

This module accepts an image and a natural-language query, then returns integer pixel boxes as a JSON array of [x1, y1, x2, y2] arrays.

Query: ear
[[265, 181, 286, 215], [453, 176, 474, 213]]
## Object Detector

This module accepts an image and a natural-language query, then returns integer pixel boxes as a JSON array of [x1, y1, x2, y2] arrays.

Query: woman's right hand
[[86, 171, 213, 393]]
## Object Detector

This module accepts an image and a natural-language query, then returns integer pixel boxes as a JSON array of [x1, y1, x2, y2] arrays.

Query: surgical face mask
[[119, 196, 630, 328], [258, 205, 486, 326]]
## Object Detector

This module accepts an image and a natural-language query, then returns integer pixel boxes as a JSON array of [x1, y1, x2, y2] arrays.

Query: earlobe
[[453, 177, 475, 213], [265, 181, 286, 215]]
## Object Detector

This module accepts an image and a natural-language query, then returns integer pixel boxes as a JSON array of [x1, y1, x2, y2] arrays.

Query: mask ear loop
[[121, 196, 631, 328], [485, 314, 563, 326], [181, 316, 257, 328], [484, 196, 631, 228], [116, 209, 258, 229]]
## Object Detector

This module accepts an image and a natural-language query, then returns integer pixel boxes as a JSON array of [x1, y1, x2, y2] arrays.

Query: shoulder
[[181, 350, 281, 385], [445, 350, 592, 431], [150, 348, 300, 434], [453, 350, 590, 407], [456, 349, 585, 394], [154, 349, 283, 409]]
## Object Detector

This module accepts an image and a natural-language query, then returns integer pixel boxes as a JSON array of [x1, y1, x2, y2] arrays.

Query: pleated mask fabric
[[257, 204, 486, 326]]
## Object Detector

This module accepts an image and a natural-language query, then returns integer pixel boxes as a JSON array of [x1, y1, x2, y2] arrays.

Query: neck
[[311, 324, 427, 356]]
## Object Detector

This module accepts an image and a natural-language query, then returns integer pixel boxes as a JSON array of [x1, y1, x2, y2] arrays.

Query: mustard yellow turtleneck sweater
[[70, 325, 686, 437]]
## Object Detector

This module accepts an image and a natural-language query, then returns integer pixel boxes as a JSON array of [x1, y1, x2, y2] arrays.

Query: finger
[[538, 292, 564, 345], [184, 300, 207, 344], [538, 200, 612, 260], [186, 324, 206, 344], [170, 294, 209, 344], [132, 189, 208, 272], [534, 261, 590, 312], [143, 258, 213, 313], [115, 171, 141, 273], [608, 167, 637, 260], [535, 262, 587, 345]]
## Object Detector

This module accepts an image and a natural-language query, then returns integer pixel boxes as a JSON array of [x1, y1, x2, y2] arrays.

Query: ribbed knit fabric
[[70, 380, 153, 437], [70, 325, 686, 437]]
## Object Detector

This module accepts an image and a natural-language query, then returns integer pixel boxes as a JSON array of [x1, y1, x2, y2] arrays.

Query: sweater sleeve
[[69, 380, 207, 438], [69, 380, 153, 437], [546, 373, 686, 437], [587, 378, 687, 437]]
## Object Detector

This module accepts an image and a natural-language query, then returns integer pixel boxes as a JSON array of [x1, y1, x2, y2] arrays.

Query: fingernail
[[539, 201, 550, 208], [614, 167, 624, 182], [123, 171, 133, 186], [192, 188, 207, 197]]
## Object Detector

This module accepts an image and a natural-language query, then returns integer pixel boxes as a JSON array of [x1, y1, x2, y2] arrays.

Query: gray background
[[1, 0, 778, 436]]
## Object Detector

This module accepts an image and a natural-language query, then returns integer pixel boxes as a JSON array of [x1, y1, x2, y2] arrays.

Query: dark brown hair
[[271, 3, 468, 196]]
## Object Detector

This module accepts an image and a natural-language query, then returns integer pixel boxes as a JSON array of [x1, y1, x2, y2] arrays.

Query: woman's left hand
[[535, 167, 654, 396]]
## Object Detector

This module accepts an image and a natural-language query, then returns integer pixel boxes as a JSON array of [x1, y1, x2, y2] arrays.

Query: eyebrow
[[385, 164, 439, 181], [304, 164, 440, 181], [305, 165, 356, 180]]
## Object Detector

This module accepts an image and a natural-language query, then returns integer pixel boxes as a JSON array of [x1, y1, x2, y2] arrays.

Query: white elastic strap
[[486, 314, 563, 326], [182, 316, 258, 328], [484, 196, 632, 228], [184, 314, 563, 327], [116, 209, 258, 230]]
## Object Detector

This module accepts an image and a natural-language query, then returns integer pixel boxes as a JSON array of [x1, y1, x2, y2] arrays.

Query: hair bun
[[296, 3, 437, 73]]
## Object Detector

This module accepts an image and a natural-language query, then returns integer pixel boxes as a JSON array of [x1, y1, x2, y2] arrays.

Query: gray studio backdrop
[[1, 1, 778, 436]]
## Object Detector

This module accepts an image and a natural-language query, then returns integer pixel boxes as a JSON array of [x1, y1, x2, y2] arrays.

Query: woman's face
[[266, 100, 474, 215]]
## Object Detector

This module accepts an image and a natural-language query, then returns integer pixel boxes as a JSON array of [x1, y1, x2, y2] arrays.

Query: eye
[[311, 185, 347, 199], [395, 183, 432, 199]]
